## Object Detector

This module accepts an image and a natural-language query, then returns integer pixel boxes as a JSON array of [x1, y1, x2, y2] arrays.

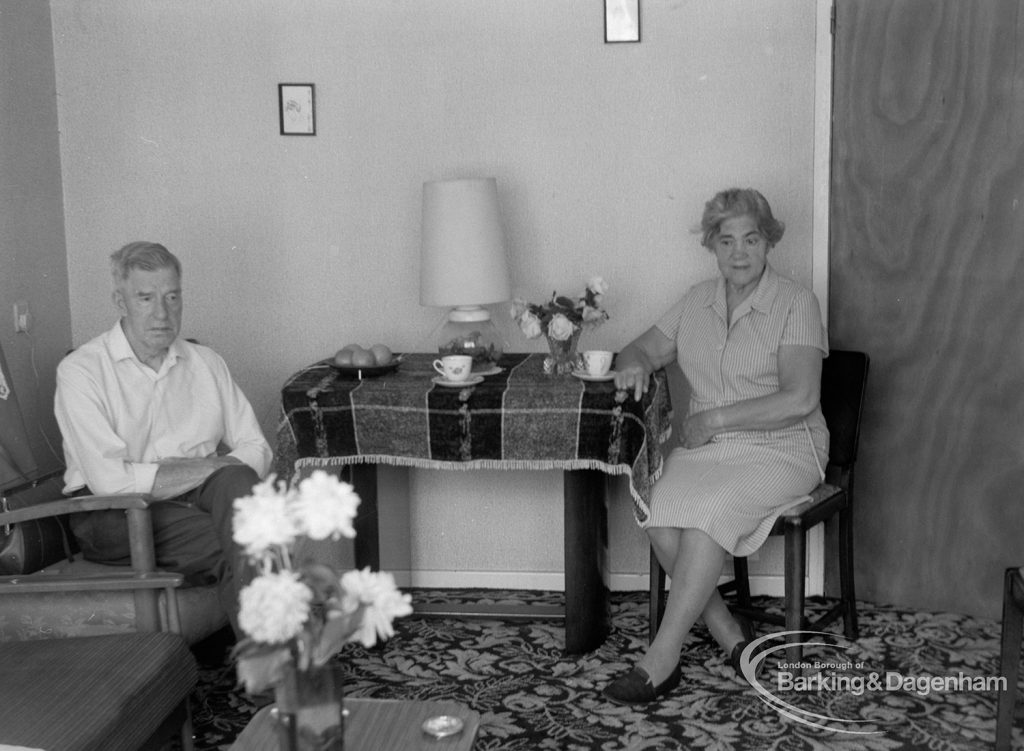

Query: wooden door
[[830, 0, 1024, 618]]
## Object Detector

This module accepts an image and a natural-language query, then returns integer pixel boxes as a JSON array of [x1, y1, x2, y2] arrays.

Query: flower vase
[[272, 662, 346, 751], [544, 330, 581, 375]]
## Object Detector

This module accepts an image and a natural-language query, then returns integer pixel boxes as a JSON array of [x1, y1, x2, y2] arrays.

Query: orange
[[370, 344, 393, 366], [350, 348, 375, 368]]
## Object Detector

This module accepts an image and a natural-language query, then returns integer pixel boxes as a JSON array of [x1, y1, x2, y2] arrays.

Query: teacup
[[433, 355, 473, 382], [581, 350, 614, 376]]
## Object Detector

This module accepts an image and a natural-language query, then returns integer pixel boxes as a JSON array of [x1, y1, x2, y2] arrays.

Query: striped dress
[[641, 264, 829, 557]]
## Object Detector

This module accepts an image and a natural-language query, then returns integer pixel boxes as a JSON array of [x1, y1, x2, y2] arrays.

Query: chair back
[[820, 350, 869, 472]]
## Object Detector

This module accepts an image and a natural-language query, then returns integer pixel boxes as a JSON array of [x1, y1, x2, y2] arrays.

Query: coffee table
[[229, 698, 480, 750]]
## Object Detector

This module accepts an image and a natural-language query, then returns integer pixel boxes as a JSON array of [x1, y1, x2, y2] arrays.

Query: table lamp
[[420, 177, 512, 367]]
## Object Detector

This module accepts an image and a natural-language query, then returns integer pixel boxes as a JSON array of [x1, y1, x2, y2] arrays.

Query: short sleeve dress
[[642, 264, 829, 557]]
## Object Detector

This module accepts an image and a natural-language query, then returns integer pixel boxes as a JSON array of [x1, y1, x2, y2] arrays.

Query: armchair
[[0, 336, 227, 644], [0, 490, 199, 751], [0, 473, 227, 644]]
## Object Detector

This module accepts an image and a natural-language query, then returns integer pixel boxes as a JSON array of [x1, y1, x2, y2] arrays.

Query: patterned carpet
[[190, 589, 1018, 750]]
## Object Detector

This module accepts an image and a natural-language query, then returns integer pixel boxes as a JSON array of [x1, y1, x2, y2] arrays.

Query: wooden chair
[[0, 493, 198, 751], [996, 566, 1024, 751], [0, 471, 227, 643], [649, 349, 869, 662]]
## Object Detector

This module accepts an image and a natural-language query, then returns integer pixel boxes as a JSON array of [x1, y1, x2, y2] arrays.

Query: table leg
[[562, 469, 609, 654], [348, 463, 609, 655], [349, 464, 380, 571]]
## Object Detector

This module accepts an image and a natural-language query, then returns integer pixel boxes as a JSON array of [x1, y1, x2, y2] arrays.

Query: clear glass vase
[[544, 330, 581, 375], [272, 662, 346, 751]]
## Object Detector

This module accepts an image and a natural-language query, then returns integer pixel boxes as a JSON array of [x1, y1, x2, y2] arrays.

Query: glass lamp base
[[434, 308, 507, 368]]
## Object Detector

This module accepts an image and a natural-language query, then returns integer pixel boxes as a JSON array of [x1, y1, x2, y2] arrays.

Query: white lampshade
[[420, 177, 512, 311]]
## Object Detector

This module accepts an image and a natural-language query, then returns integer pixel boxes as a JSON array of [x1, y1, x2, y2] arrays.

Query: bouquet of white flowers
[[231, 470, 412, 694]]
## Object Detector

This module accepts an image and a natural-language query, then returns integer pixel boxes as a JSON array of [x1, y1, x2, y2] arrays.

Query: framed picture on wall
[[279, 83, 316, 136], [605, 0, 640, 43]]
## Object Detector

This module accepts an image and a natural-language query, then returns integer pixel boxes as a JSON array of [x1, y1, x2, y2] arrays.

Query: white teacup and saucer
[[572, 350, 616, 382], [432, 355, 484, 387]]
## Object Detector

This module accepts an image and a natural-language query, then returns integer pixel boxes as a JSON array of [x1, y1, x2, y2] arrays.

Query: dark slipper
[[602, 663, 682, 705], [729, 640, 766, 680]]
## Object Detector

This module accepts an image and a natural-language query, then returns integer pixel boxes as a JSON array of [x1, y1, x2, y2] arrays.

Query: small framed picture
[[605, 0, 641, 43], [278, 83, 316, 136]]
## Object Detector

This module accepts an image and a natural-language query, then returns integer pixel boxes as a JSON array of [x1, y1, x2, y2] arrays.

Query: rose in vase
[[511, 275, 610, 342]]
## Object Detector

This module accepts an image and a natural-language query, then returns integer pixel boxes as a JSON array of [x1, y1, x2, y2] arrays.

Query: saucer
[[432, 374, 484, 388], [571, 370, 616, 382], [473, 365, 504, 377]]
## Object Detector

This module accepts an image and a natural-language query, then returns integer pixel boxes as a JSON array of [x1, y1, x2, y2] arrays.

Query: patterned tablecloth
[[275, 352, 673, 522]]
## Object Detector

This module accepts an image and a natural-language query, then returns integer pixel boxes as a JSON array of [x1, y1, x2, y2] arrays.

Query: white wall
[[0, 0, 72, 479], [49, 0, 821, 587]]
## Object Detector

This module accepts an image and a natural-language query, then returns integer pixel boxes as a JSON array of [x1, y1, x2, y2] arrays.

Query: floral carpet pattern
[[190, 590, 1018, 750]]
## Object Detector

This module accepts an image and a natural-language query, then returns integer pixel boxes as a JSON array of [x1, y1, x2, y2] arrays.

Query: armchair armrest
[[0, 493, 184, 634], [0, 493, 152, 526]]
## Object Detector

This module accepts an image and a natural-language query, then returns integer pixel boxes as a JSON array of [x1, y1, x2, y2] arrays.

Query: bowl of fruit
[[330, 343, 401, 378]]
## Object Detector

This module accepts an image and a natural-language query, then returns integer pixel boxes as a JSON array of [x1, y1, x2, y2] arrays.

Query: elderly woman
[[604, 188, 829, 704]]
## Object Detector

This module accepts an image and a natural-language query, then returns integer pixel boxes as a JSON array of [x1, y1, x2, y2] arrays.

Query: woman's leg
[[638, 527, 728, 685], [648, 526, 681, 575], [702, 588, 747, 653], [650, 526, 745, 646], [647, 526, 747, 667]]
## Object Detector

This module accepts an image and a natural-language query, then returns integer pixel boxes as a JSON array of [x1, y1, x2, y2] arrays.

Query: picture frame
[[605, 0, 641, 44], [278, 83, 316, 136]]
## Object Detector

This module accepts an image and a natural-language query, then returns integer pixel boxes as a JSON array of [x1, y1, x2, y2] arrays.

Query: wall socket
[[13, 301, 30, 333]]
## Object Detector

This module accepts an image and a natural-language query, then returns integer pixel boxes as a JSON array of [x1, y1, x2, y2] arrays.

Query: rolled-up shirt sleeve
[[213, 357, 273, 477]]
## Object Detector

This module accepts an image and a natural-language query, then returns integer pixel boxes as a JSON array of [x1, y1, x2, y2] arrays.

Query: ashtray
[[421, 714, 464, 739]]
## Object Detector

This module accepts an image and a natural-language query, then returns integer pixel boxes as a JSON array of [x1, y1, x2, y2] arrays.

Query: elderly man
[[55, 241, 272, 637]]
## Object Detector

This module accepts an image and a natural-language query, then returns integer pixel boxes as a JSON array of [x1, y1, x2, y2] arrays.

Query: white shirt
[[55, 321, 272, 495]]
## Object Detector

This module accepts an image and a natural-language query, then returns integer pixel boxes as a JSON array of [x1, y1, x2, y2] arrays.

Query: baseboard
[[609, 572, 795, 597], [396, 570, 567, 591], [394, 570, 812, 598]]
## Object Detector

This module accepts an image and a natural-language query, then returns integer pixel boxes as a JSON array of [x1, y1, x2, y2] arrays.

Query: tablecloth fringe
[[292, 455, 654, 507]]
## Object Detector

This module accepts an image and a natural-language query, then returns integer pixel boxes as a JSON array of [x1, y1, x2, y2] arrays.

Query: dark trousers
[[69, 464, 259, 638]]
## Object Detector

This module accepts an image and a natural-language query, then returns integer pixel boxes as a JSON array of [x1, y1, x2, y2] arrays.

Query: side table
[[275, 352, 673, 654], [230, 698, 480, 751]]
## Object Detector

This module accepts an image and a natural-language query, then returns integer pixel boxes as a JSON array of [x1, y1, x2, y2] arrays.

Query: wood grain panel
[[830, 0, 1024, 618]]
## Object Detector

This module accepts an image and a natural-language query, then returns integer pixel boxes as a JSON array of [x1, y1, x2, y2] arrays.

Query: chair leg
[[838, 505, 858, 639], [180, 699, 195, 751], [730, 556, 756, 642], [732, 556, 752, 608], [996, 568, 1023, 751], [783, 523, 807, 664], [649, 547, 666, 644]]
